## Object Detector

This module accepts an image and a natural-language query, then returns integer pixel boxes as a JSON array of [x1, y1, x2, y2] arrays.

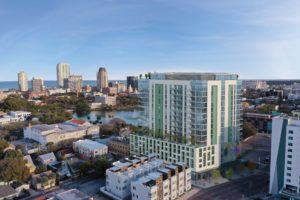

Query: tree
[[247, 161, 256, 172], [1, 95, 29, 111], [145, 74, 148, 79], [225, 168, 234, 179], [0, 151, 30, 183], [36, 165, 47, 173], [4, 149, 23, 159], [75, 100, 91, 116], [257, 104, 275, 114], [93, 157, 111, 178], [0, 140, 9, 158], [40, 176, 49, 186], [148, 72, 151, 79], [211, 169, 221, 179], [79, 161, 92, 176], [139, 74, 142, 79], [242, 122, 257, 139]]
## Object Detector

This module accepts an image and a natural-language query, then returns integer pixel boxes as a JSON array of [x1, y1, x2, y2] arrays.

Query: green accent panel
[[155, 84, 164, 138], [277, 119, 287, 193], [211, 85, 218, 145], [228, 85, 233, 142]]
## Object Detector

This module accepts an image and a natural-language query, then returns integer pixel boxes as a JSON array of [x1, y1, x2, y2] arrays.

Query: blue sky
[[0, 0, 300, 81]]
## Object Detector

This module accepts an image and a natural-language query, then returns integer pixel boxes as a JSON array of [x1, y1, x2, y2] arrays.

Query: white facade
[[10, 111, 31, 119], [104, 155, 191, 200], [132, 73, 242, 178], [57, 63, 70, 88], [48, 88, 69, 95], [105, 155, 164, 199], [24, 120, 99, 146], [73, 139, 108, 159], [270, 116, 300, 199], [18, 71, 28, 92], [131, 163, 191, 200], [95, 95, 116, 106], [0, 111, 31, 125]]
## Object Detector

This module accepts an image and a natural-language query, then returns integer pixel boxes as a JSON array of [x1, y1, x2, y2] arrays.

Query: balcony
[[280, 188, 300, 199]]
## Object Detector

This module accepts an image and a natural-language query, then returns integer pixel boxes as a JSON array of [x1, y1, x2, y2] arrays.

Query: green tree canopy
[[242, 122, 257, 139], [0, 151, 30, 183], [93, 157, 111, 178], [75, 100, 91, 117]]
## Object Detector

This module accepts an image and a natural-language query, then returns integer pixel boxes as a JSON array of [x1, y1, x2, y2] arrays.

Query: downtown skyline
[[1, 0, 300, 81]]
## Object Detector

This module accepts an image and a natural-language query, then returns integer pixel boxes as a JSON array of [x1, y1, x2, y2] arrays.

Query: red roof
[[70, 119, 85, 125]]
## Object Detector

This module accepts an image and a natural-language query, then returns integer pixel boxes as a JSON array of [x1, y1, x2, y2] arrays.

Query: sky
[[0, 0, 300, 81]]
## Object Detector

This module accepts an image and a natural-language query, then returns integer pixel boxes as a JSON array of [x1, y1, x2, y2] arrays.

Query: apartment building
[[130, 72, 242, 180], [270, 116, 300, 199], [131, 163, 191, 200], [103, 155, 191, 200]]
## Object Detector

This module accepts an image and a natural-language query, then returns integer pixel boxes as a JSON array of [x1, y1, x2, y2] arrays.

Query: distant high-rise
[[32, 77, 44, 92], [126, 76, 138, 92], [57, 63, 70, 88], [97, 67, 108, 91], [18, 71, 28, 92], [67, 75, 82, 93]]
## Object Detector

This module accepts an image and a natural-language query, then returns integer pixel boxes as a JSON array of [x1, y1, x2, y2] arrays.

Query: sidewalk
[[192, 177, 228, 188]]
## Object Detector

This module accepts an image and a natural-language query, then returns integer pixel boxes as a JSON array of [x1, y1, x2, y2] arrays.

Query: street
[[188, 173, 269, 200]]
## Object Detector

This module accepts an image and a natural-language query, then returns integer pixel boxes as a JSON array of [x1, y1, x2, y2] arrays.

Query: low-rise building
[[102, 87, 118, 96], [95, 95, 116, 106], [31, 171, 56, 190], [73, 139, 108, 159], [108, 137, 130, 157], [9, 111, 31, 119], [0, 111, 31, 126], [243, 112, 272, 133], [0, 185, 17, 200], [23, 120, 99, 146], [24, 155, 36, 173], [47, 88, 69, 95], [37, 152, 57, 166], [103, 155, 191, 200]]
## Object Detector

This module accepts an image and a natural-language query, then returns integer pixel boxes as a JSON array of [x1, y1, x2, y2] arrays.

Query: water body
[[73, 110, 143, 126], [0, 80, 126, 91]]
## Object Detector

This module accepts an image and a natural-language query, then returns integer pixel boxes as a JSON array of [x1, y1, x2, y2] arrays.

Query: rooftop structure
[[73, 139, 108, 159], [0, 185, 17, 200], [104, 154, 191, 200], [24, 120, 99, 146], [37, 152, 57, 166]]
